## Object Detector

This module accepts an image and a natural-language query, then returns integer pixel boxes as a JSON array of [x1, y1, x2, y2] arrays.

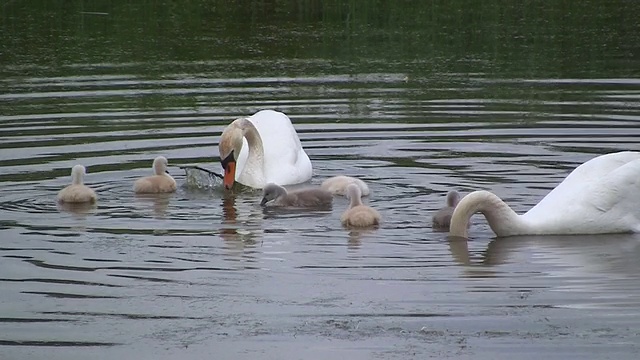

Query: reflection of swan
[[321, 175, 370, 196], [450, 151, 640, 238], [219, 194, 263, 253], [449, 234, 640, 290], [57, 165, 97, 204], [133, 156, 177, 194], [218, 110, 312, 190], [341, 184, 381, 228], [432, 190, 461, 231], [482, 234, 640, 270], [260, 183, 332, 208]]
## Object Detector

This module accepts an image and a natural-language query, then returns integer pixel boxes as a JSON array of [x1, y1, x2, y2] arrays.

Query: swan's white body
[[226, 110, 312, 189], [450, 151, 640, 238]]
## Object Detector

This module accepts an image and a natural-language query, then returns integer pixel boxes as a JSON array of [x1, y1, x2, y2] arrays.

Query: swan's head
[[261, 183, 286, 206], [219, 119, 246, 190], [447, 190, 461, 207], [71, 164, 86, 185], [152, 156, 170, 175]]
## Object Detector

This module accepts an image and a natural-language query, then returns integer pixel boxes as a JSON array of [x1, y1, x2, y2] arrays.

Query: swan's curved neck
[[239, 119, 265, 180], [450, 190, 527, 238]]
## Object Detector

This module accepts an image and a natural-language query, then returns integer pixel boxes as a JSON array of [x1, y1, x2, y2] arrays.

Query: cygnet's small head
[[260, 183, 287, 206], [153, 156, 170, 175], [71, 164, 86, 185], [219, 119, 248, 190], [447, 190, 461, 207]]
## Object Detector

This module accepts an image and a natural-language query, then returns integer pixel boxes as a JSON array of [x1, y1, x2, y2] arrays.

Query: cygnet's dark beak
[[260, 197, 268, 206], [165, 170, 170, 174]]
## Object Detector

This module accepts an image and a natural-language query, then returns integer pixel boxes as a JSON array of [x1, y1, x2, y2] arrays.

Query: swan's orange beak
[[223, 161, 236, 190], [221, 151, 236, 190]]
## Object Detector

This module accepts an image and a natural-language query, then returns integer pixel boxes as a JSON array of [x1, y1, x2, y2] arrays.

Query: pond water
[[1, 1, 640, 359]]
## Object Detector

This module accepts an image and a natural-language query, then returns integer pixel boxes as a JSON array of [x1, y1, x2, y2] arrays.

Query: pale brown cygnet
[[133, 156, 177, 194], [341, 184, 381, 228], [321, 175, 370, 196], [57, 165, 97, 204], [260, 183, 333, 208], [432, 190, 461, 231]]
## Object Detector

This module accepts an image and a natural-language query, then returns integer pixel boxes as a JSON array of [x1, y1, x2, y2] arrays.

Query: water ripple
[[1, 59, 640, 357]]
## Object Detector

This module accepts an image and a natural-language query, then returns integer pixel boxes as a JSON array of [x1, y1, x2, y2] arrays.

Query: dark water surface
[[1, 1, 640, 359]]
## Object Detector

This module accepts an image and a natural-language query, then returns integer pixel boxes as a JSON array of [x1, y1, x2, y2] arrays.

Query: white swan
[[218, 110, 312, 189], [57, 165, 97, 204], [450, 151, 640, 238]]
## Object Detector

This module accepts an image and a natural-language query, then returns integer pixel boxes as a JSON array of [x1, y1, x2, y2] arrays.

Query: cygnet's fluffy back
[[432, 190, 461, 231], [133, 156, 177, 194], [341, 184, 381, 228], [321, 175, 370, 196], [261, 183, 333, 208], [57, 165, 97, 204]]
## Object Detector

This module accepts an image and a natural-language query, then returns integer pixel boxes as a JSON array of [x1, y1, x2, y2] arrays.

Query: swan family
[[57, 109, 640, 237]]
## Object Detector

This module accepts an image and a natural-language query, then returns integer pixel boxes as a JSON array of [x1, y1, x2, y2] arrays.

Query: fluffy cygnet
[[321, 175, 370, 196], [432, 190, 461, 231], [260, 183, 333, 208], [341, 184, 381, 228], [57, 165, 97, 204], [133, 156, 177, 194]]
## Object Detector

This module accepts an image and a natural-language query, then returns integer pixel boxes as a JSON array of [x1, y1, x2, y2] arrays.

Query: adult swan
[[218, 110, 312, 189], [450, 151, 640, 238]]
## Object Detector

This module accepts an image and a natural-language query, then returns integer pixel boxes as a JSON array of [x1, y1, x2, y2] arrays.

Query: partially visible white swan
[[321, 175, 370, 196], [341, 184, 381, 228], [57, 165, 97, 204], [133, 156, 177, 194], [218, 110, 312, 189], [450, 151, 640, 238]]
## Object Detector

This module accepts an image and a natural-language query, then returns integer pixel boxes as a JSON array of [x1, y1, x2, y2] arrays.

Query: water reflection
[[448, 233, 640, 281], [220, 193, 263, 251], [346, 229, 377, 249], [56, 202, 97, 217], [221, 194, 237, 225], [134, 193, 171, 219]]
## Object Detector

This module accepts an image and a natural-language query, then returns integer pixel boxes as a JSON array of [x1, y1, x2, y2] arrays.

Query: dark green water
[[1, 1, 640, 359]]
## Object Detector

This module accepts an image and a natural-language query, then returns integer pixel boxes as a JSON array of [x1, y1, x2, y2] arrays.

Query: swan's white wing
[[523, 152, 640, 234], [561, 151, 640, 185], [525, 151, 640, 218], [587, 158, 640, 231], [247, 110, 312, 185]]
